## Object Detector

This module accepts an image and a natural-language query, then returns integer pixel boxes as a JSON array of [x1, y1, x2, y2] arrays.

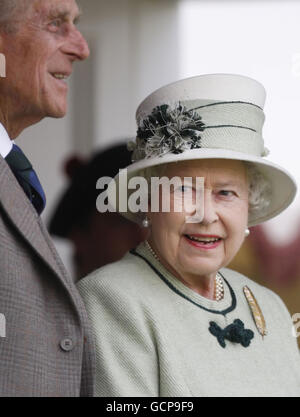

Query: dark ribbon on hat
[[209, 319, 254, 348], [5, 144, 46, 215]]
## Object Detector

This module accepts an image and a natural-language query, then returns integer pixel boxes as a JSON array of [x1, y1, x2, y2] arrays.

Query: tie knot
[[5, 144, 46, 215], [5, 144, 33, 172]]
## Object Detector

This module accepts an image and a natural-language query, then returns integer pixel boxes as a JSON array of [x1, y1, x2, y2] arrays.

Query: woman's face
[[148, 159, 249, 284]]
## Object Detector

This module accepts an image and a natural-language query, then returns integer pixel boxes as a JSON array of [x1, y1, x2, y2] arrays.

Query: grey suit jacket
[[0, 156, 95, 397]]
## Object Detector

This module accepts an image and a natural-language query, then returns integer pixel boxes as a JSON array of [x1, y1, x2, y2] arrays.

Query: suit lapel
[[0, 156, 66, 280]]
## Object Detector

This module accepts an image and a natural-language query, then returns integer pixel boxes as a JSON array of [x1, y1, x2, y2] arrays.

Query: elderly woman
[[78, 74, 300, 397]]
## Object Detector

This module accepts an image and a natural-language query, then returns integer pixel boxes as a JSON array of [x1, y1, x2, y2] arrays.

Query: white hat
[[110, 74, 297, 227]]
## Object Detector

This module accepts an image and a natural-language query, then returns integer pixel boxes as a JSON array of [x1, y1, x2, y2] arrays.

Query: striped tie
[[5, 144, 46, 215]]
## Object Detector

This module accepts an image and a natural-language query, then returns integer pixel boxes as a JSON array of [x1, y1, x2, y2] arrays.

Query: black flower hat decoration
[[128, 103, 206, 161]]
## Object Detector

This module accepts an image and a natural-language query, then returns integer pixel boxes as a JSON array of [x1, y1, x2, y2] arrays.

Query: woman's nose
[[201, 191, 219, 225]]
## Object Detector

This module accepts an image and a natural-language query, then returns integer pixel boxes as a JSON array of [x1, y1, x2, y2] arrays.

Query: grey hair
[[245, 162, 272, 224], [138, 161, 272, 223], [0, 0, 32, 33]]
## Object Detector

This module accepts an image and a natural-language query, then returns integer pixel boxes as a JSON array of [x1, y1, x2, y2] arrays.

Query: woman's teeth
[[185, 235, 221, 243]]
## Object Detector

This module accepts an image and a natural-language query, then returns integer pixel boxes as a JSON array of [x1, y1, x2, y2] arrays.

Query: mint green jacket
[[78, 243, 300, 397]]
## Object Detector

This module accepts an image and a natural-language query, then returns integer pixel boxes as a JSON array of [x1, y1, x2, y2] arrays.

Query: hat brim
[[109, 149, 296, 227]]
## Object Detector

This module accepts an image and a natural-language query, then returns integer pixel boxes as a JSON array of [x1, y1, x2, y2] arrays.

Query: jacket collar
[[0, 155, 66, 280], [0, 122, 13, 158]]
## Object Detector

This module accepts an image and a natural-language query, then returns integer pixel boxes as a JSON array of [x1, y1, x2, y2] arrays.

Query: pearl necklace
[[144, 241, 224, 301], [214, 273, 224, 301]]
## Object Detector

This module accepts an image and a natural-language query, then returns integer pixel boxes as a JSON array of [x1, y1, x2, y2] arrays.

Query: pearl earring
[[245, 228, 250, 237], [142, 216, 151, 228]]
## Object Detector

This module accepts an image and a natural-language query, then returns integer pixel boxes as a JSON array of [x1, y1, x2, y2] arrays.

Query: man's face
[[0, 0, 89, 122]]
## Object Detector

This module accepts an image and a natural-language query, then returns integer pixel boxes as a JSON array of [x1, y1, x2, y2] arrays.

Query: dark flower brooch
[[209, 319, 254, 348], [128, 103, 206, 161]]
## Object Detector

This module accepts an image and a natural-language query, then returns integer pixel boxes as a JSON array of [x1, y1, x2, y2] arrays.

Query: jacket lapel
[[0, 156, 66, 280]]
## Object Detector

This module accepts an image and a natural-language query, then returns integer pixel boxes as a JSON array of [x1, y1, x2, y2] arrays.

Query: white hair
[[0, 0, 32, 33], [245, 162, 271, 224], [138, 160, 272, 223]]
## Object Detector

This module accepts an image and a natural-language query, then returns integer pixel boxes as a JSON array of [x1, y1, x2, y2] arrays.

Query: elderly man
[[0, 0, 94, 396]]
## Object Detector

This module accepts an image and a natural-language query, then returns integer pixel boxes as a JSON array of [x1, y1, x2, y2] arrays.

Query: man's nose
[[201, 191, 219, 225], [63, 27, 90, 61]]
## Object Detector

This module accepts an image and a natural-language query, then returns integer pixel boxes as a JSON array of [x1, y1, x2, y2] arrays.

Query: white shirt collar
[[0, 122, 13, 158]]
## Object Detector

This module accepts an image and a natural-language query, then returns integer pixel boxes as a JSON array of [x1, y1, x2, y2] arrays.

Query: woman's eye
[[175, 186, 193, 193], [218, 190, 236, 197]]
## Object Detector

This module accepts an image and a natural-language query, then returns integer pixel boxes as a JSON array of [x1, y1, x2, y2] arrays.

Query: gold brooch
[[243, 286, 267, 337]]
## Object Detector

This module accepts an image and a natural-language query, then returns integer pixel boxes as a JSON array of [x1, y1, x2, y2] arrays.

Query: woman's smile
[[183, 234, 223, 250]]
